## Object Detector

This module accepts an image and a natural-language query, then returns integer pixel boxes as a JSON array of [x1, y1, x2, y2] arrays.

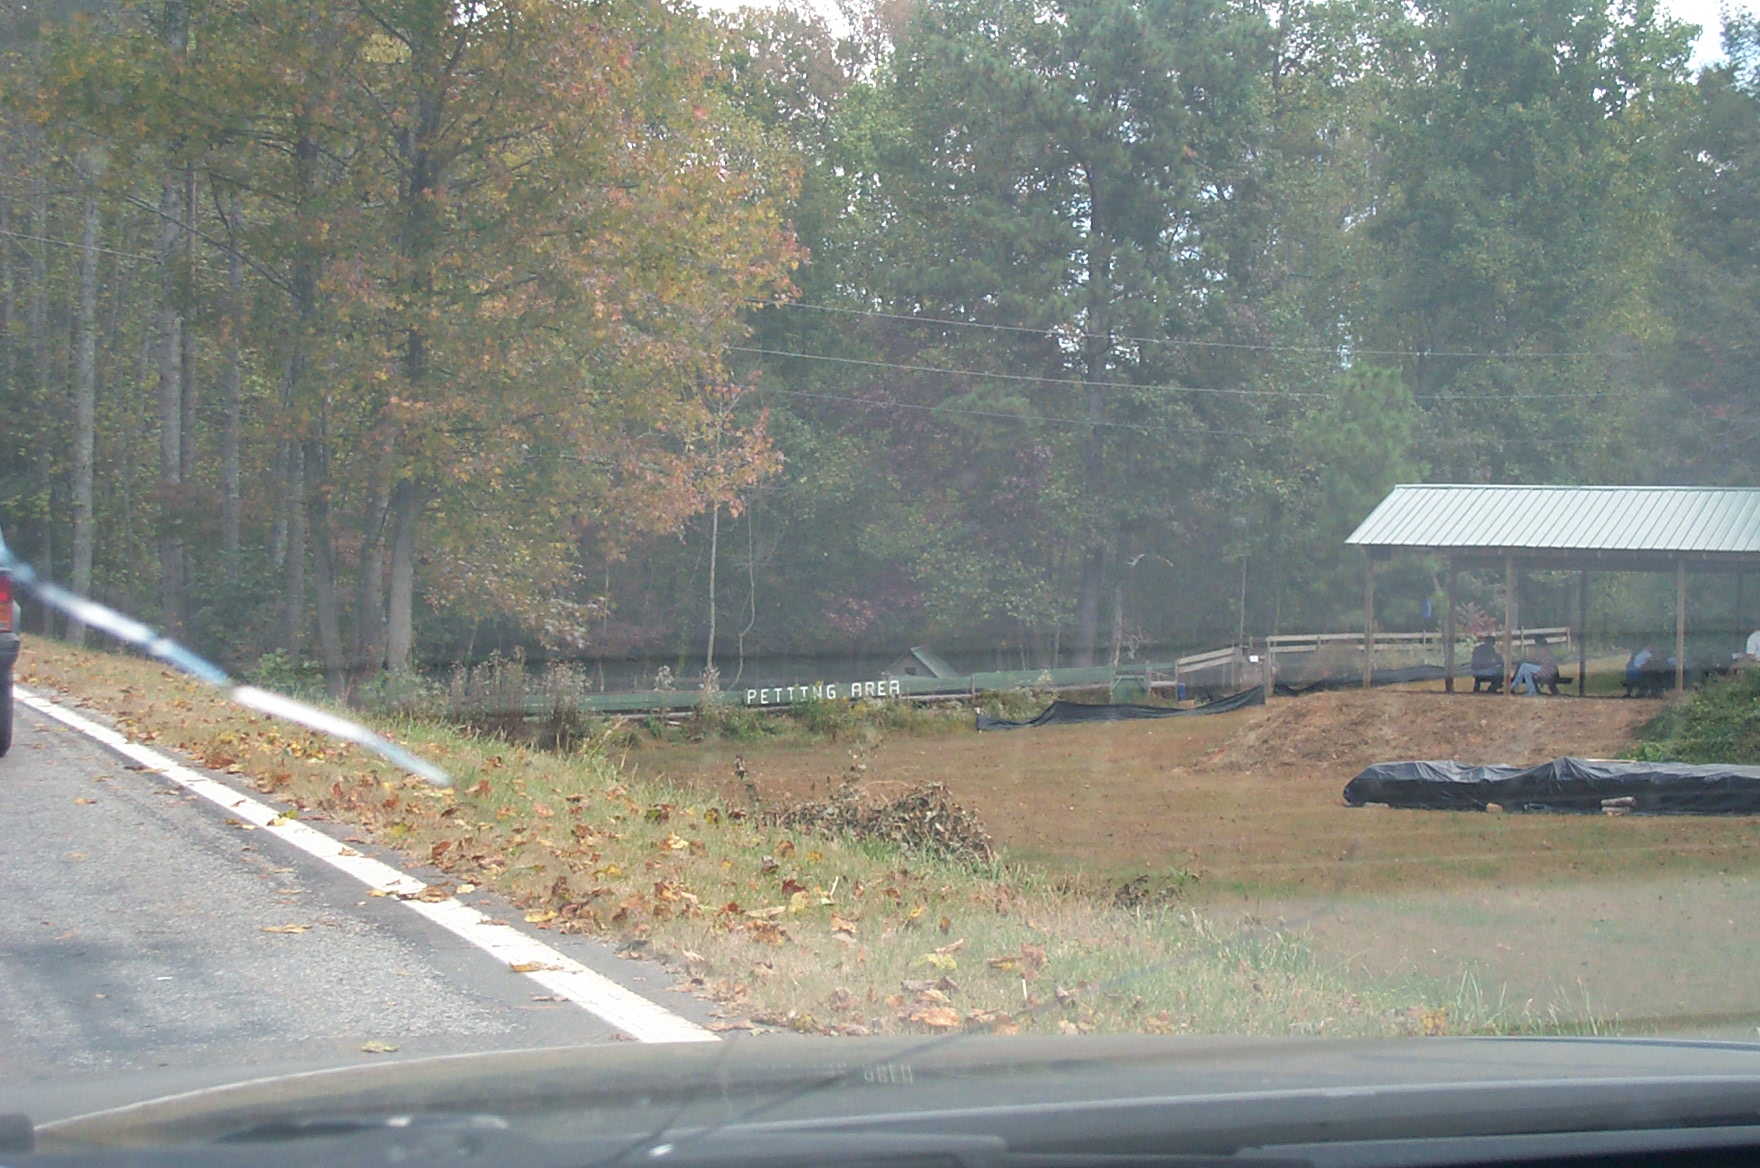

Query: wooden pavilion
[[1346, 485, 1760, 694]]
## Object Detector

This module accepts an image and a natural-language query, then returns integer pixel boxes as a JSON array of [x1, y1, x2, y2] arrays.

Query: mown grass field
[[18, 640, 1760, 1038]]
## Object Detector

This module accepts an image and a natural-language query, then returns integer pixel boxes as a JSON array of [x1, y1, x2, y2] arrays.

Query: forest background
[[2, 0, 1757, 698]]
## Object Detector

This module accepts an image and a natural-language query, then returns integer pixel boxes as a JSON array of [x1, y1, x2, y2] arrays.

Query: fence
[[462, 627, 1574, 717]]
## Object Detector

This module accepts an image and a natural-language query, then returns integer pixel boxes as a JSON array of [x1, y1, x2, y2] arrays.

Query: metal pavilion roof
[[1347, 485, 1760, 555]]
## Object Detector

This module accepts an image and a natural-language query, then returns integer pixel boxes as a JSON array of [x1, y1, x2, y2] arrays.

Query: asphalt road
[[0, 697, 712, 1125]]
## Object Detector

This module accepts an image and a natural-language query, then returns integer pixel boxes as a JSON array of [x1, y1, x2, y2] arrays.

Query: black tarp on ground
[[1343, 756, 1760, 815], [976, 686, 1265, 730], [1275, 663, 1449, 696]]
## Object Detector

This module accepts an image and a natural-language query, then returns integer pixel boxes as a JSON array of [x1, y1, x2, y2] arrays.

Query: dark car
[[0, 523, 16, 757]]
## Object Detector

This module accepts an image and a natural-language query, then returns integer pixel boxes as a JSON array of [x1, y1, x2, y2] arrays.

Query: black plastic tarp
[[1275, 663, 1449, 696], [1343, 756, 1760, 815], [976, 686, 1265, 730]]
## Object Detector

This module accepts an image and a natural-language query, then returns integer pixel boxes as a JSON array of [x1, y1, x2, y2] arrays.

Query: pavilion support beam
[[1363, 553, 1376, 690], [1576, 570, 1588, 697], [1677, 556, 1688, 693], [1503, 556, 1517, 698], [1443, 559, 1457, 694]]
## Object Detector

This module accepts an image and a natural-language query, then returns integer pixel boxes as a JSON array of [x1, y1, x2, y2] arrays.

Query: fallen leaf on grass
[[261, 924, 312, 934], [904, 1006, 962, 1029], [830, 914, 859, 935], [914, 951, 957, 971], [360, 1041, 398, 1053], [965, 1009, 1018, 1034], [746, 920, 789, 945]]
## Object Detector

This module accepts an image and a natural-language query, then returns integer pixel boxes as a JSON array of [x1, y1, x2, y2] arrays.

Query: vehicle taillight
[[0, 572, 11, 632]]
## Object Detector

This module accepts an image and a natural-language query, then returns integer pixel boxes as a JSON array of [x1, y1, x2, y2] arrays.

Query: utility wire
[[760, 386, 1250, 438], [734, 344, 1624, 402], [751, 299, 1631, 360], [731, 346, 1324, 398], [0, 227, 157, 263]]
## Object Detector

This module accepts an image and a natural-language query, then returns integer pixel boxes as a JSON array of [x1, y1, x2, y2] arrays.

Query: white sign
[[744, 678, 903, 706]]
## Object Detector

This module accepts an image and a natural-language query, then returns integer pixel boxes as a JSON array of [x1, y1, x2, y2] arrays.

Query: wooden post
[[1677, 556, 1687, 693], [1576, 570, 1588, 697], [1503, 556, 1517, 697], [1363, 552, 1376, 690], [1443, 559, 1457, 693]]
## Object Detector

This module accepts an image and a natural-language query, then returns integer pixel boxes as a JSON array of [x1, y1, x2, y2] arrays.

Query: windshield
[[4, 0, 1760, 1149]]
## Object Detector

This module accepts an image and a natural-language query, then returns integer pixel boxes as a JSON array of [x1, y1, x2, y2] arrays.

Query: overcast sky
[[690, 0, 1755, 69]]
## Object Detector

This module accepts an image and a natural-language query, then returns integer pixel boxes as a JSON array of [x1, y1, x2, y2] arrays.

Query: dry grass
[[12, 639, 1619, 1039], [629, 688, 1740, 895]]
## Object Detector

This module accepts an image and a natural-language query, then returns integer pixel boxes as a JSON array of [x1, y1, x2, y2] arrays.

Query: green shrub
[[1631, 670, 1760, 763]]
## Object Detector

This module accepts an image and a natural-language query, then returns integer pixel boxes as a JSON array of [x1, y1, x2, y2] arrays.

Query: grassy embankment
[[17, 639, 1607, 1039]]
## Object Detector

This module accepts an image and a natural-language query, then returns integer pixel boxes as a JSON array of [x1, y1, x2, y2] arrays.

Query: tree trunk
[[221, 192, 243, 574], [1108, 560, 1126, 668], [380, 11, 449, 679], [1072, 208, 1113, 667], [278, 119, 321, 669], [283, 442, 305, 664], [352, 469, 392, 686], [28, 155, 52, 632], [734, 505, 757, 685], [1, 198, 14, 425], [155, 174, 185, 637], [69, 177, 100, 644], [706, 503, 719, 674], [179, 167, 198, 485], [305, 439, 346, 700], [386, 481, 421, 675], [270, 442, 288, 571]]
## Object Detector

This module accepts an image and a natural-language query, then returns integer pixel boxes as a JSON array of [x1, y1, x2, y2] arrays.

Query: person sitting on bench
[[1470, 635, 1504, 692], [1624, 644, 1666, 696], [1511, 635, 1559, 695]]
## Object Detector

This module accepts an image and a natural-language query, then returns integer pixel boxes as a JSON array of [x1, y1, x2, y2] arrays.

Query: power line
[[0, 227, 157, 263], [732, 344, 1624, 402], [752, 299, 1630, 361], [730, 346, 1326, 398], [760, 386, 1250, 438]]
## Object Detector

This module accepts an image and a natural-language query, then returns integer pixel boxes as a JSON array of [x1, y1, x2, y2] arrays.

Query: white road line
[[14, 685, 716, 1045]]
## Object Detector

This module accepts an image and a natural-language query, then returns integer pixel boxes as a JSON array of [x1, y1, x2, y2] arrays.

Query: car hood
[[27, 1035, 1760, 1153]]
